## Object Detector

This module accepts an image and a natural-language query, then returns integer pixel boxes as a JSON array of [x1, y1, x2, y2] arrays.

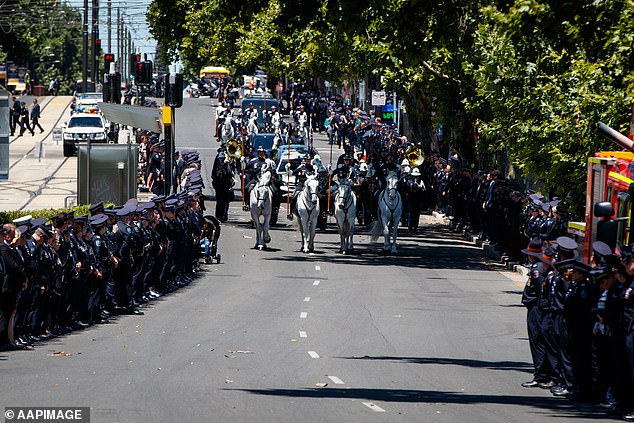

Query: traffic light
[[104, 53, 115, 73], [135, 61, 153, 85], [102, 72, 121, 103], [95, 39, 101, 51], [110, 72, 122, 104], [135, 61, 144, 83], [129, 53, 141, 78], [142, 60, 153, 85], [164, 72, 183, 108]]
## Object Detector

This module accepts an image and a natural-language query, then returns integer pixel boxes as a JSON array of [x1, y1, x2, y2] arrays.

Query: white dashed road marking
[[304, 297, 311, 302], [328, 376, 344, 385], [363, 402, 386, 412], [315, 265, 321, 271], [313, 280, 320, 286], [308, 351, 320, 358], [299, 331, 307, 338], [300, 312, 308, 319]]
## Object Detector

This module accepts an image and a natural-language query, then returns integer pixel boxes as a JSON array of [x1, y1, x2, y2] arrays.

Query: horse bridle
[[336, 185, 353, 214], [301, 184, 318, 215], [381, 183, 401, 222], [255, 181, 271, 208]]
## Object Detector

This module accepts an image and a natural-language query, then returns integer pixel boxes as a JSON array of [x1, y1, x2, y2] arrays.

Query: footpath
[[0, 96, 75, 212], [0, 96, 134, 213], [431, 210, 530, 278]]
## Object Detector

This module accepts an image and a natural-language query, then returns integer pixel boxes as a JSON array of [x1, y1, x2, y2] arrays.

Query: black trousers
[[527, 306, 553, 381]]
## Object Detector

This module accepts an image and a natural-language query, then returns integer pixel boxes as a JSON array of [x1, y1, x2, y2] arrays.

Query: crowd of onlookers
[[428, 156, 569, 262]]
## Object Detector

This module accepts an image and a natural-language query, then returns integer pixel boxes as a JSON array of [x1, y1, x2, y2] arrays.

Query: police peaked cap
[[151, 195, 167, 203], [89, 214, 108, 227], [13, 215, 33, 227], [31, 217, 47, 227], [141, 201, 156, 210], [103, 207, 117, 217], [115, 207, 132, 218], [88, 201, 104, 214], [73, 215, 88, 224], [554, 258, 591, 273], [556, 236, 578, 253], [589, 265, 613, 282], [35, 225, 53, 239], [592, 241, 612, 258]]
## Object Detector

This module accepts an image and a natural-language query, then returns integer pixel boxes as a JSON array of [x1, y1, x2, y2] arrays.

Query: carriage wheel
[[216, 254, 221, 264]]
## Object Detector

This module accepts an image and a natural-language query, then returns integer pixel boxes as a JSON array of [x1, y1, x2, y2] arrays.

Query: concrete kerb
[[431, 210, 530, 278]]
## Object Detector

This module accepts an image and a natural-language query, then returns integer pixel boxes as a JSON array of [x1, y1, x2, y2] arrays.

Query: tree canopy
[[147, 0, 634, 205], [0, 0, 83, 94]]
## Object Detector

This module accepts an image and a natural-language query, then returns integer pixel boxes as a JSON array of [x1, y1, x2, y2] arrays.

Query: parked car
[[62, 112, 109, 157]]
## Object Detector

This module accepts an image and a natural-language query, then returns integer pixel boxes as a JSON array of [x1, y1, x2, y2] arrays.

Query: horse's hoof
[[264, 235, 271, 243], [342, 250, 347, 255], [258, 245, 264, 251]]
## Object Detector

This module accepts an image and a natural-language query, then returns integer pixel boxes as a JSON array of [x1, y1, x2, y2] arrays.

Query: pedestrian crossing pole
[[327, 139, 333, 213], [162, 106, 173, 195]]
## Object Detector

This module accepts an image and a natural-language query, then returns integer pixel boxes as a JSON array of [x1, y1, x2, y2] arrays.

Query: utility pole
[[127, 28, 131, 81], [107, 0, 111, 54], [82, 0, 88, 93], [117, 8, 120, 73], [91, 0, 99, 92]]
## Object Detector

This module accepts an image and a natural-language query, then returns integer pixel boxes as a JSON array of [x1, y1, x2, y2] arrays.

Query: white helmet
[[401, 158, 410, 166], [359, 162, 368, 172]]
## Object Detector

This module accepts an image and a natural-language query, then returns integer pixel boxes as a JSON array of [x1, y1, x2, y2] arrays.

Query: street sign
[[371, 90, 386, 106]]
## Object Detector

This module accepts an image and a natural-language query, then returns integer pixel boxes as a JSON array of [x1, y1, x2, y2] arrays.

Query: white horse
[[295, 176, 320, 253], [221, 115, 236, 142], [247, 115, 259, 140], [371, 171, 402, 254], [249, 172, 273, 250], [334, 179, 356, 254]]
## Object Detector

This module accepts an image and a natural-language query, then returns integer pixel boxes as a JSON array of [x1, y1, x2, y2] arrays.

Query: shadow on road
[[251, 223, 492, 270], [337, 355, 533, 373], [225, 387, 607, 419]]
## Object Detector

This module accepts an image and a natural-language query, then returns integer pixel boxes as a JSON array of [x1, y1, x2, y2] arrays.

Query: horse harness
[[336, 186, 354, 216], [381, 187, 401, 223]]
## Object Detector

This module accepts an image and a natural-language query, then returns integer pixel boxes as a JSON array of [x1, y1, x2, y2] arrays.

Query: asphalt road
[[0, 98, 607, 422]]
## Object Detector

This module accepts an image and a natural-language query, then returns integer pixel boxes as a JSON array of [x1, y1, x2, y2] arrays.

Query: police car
[[62, 111, 109, 157], [71, 92, 103, 115]]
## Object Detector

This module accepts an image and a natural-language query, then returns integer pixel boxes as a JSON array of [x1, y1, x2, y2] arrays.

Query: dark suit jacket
[[0, 243, 27, 293]]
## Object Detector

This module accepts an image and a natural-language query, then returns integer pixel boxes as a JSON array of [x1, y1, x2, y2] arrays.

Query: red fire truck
[[569, 123, 634, 261]]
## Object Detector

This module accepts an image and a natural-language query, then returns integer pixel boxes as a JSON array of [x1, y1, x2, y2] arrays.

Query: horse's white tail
[[370, 216, 382, 242]]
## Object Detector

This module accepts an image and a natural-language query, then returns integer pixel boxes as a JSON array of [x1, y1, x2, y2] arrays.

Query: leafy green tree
[[0, 0, 83, 94], [147, 0, 634, 208], [465, 0, 634, 205]]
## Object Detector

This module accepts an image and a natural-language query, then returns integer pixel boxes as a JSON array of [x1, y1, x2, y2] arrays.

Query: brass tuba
[[226, 138, 242, 161], [405, 145, 424, 168]]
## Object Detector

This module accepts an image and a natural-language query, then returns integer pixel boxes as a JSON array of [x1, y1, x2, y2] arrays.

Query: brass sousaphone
[[405, 144, 424, 168], [226, 138, 242, 161]]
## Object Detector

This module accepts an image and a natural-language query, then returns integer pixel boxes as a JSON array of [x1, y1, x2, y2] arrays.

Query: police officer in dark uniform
[[89, 214, 111, 323], [524, 203, 543, 240], [244, 146, 275, 198], [335, 154, 356, 181], [521, 239, 557, 388], [111, 207, 142, 315], [550, 236, 578, 398], [557, 257, 599, 402], [212, 150, 235, 222]]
